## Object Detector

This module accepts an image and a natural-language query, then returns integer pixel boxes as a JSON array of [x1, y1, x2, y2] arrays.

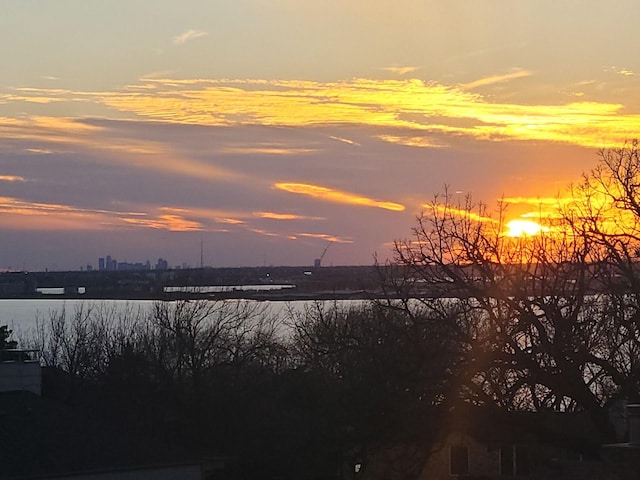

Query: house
[[601, 403, 640, 480], [0, 348, 41, 395], [353, 405, 616, 480], [0, 388, 211, 480], [0, 350, 234, 480], [416, 406, 617, 480]]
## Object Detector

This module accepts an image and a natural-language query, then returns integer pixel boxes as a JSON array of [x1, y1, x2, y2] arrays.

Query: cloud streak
[[275, 183, 405, 211], [254, 211, 324, 221], [297, 233, 353, 243], [383, 65, 420, 75], [0, 196, 338, 238], [429, 204, 497, 224], [0, 175, 25, 182], [0, 196, 144, 231], [172, 29, 208, 45], [221, 144, 317, 155], [0, 116, 242, 184], [461, 68, 532, 89]]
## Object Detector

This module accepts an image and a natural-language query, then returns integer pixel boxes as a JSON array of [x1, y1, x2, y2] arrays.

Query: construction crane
[[313, 242, 332, 267]]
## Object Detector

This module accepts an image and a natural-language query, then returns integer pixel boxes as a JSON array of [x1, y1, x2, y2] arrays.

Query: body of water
[[0, 299, 156, 335], [0, 297, 367, 340]]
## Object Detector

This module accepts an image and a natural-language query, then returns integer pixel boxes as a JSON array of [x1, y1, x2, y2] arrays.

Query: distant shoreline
[[5, 289, 378, 302], [0, 265, 386, 301]]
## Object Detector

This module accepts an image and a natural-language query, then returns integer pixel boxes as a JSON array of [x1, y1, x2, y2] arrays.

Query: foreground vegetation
[[8, 143, 640, 479]]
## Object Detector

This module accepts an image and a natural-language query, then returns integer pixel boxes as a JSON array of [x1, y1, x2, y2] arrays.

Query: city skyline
[[2, 1, 640, 271]]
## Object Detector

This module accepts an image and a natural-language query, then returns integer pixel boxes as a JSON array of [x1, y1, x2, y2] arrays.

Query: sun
[[505, 219, 547, 237]]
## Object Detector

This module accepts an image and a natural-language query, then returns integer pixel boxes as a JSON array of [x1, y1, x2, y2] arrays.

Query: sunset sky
[[2, 0, 640, 271]]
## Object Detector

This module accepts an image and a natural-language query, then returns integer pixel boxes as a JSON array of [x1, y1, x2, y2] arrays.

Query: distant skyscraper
[[105, 255, 117, 271], [97, 255, 156, 272]]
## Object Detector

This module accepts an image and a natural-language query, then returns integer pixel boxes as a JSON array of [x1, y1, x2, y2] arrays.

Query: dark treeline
[[18, 299, 463, 479], [10, 143, 640, 479]]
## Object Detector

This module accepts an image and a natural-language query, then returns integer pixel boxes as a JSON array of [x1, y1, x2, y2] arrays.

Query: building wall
[[420, 431, 502, 480], [43, 464, 202, 480], [0, 361, 41, 395]]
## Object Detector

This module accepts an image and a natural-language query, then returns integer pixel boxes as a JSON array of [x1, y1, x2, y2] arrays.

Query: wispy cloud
[[329, 136, 360, 146], [140, 70, 175, 80], [222, 144, 317, 155], [0, 116, 242, 183], [122, 214, 204, 231], [0, 196, 143, 231], [156, 206, 246, 227], [0, 197, 253, 233], [275, 182, 405, 212], [254, 211, 324, 221], [383, 65, 419, 75], [172, 29, 208, 45], [297, 233, 353, 243], [604, 66, 635, 76], [377, 135, 444, 148], [248, 227, 279, 238], [25, 148, 53, 154], [461, 68, 532, 89], [429, 204, 497, 224], [0, 175, 25, 183]]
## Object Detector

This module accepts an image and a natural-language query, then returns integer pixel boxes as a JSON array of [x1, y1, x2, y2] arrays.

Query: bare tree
[[383, 186, 624, 441], [571, 140, 640, 400], [143, 299, 281, 388], [289, 300, 465, 478]]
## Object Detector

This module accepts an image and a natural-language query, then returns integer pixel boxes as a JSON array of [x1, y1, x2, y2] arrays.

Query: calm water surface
[[0, 299, 156, 334], [0, 298, 363, 337]]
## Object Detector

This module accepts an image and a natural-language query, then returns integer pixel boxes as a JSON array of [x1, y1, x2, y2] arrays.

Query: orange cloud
[[154, 206, 247, 226], [377, 134, 445, 148], [6, 77, 640, 149], [0, 175, 25, 182], [0, 195, 357, 247], [254, 211, 324, 221], [297, 233, 353, 243], [0, 197, 212, 233], [110, 78, 640, 148], [249, 228, 279, 237], [275, 182, 405, 211], [501, 196, 565, 206], [122, 214, 204, 231], [216, 217, 245, 225], [0, 196, 133, 230], [428, 204, 497, 224]]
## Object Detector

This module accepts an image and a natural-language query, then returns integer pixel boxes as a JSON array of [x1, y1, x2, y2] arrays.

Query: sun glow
[[505, 219, 548, 237]]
